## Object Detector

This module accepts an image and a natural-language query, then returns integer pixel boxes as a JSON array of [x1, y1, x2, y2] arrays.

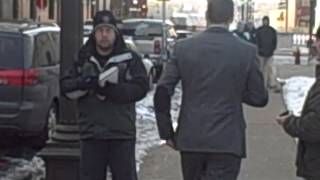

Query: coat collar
[[205, 26, 231, 34]]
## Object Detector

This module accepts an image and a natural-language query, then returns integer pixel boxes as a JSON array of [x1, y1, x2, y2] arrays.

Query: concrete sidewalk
[[275, 47, 309, 56], [139, 64, 315, 180]]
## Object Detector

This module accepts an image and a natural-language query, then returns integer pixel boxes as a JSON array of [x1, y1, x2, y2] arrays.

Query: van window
[[33, 33, 54, 67], [0, 33, 23, 69]]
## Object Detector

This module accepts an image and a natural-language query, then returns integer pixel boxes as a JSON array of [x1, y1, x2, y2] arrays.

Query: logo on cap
[[102, 16, 110, 23]]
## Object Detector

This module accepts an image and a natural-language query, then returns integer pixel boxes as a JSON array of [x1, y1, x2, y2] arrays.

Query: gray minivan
[[0, 21, 60, 150]]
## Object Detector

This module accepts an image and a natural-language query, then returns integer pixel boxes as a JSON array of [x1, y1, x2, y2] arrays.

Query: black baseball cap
[[93, 10, 118, 32]]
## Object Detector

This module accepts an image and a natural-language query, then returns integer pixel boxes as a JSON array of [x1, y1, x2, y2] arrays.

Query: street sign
[[36, 0, 47, 10]]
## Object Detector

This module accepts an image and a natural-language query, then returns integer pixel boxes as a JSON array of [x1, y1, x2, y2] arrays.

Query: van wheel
[[29, 102, 58, 151]]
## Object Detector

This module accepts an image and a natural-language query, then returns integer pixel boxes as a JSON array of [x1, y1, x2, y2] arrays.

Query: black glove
[[95, 81, 114, 96], [61, 76, 79, 93], [77, 61, 99, 90], [76, 76, 98, 90]]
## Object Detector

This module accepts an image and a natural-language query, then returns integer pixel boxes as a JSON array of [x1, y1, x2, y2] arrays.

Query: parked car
[[0, 20, 60, 150], [124, 39, 156, 89], [120, 18, 177, 60], [83, 20, 93, 37], [176, 30, 194, 39]]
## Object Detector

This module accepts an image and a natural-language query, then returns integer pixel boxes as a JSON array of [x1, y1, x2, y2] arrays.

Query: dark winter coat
[[256, 25, 277, 57], [284, 79, 320, 179], [61, 32, 149, 140]]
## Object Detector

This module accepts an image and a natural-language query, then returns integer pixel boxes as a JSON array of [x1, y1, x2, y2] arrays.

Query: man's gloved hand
[[77, 61, 99, 90], [76, 76, 98, 90]]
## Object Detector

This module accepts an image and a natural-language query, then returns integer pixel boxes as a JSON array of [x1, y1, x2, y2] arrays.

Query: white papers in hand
[[98, 66, 119, 87]]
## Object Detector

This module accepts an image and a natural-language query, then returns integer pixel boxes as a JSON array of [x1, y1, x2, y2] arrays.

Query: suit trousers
[[79, 139, 137, 180], [180, 152, 241, 180]]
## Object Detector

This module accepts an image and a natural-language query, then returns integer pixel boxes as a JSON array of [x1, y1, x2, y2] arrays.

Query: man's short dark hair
[[262, 16, 270, 22], [207, 0, 234, 24]]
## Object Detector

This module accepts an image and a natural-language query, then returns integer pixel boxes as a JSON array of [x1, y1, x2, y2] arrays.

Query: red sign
[[36, 0, 47, 10]]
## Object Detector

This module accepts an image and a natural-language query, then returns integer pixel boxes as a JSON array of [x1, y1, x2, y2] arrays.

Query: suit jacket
[[154, 27, 268, 157]]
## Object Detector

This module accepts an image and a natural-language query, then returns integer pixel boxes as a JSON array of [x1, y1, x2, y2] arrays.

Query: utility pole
[[39, 0, 83, 179], [13, 0, 18, 19], [241, 4, 244, 21], [0, 0, 3, 19], [308, 0, 317, 60], [161, 0, 167, 60]]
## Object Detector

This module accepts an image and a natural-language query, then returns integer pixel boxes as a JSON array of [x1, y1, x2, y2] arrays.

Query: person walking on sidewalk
[[256, 16, 278, 89], [246, 22, 257, 45], [233, 21, 248, 42], [154, 0, 268, 180], [60, 10, 149, 180], [276, 26, 320, 180]]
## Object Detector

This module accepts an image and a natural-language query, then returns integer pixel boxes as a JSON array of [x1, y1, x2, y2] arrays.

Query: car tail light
[[154, 40, 161, 54], [0, 69, 39, 86]]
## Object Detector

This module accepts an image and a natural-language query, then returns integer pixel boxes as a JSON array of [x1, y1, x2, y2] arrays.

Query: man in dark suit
[[154, 0, 268, 179]]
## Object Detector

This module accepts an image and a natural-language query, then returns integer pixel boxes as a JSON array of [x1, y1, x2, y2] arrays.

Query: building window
[[49, 0, 55, 19], [30, 0, 36, 20], [13, 0, 18, 19], [91, 0, 95, 18]]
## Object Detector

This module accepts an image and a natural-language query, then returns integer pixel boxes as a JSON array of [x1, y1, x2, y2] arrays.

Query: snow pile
[[280, 76, 315, 116]]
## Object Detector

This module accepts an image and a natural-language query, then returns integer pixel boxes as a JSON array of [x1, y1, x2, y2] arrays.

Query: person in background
[[233, 21, 248, 41], [276, 26, 320, 180], [256, 16, 278, 89], [246, 22, 257, 44]]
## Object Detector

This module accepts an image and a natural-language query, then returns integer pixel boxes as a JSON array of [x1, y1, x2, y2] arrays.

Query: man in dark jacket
[[256, 16, 278, 89], [154, 0, 268, 180], [276, 26, 320, 180], [60, 10, 149, 180]]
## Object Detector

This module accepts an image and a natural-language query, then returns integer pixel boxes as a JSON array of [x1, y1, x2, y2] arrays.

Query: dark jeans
[[80, 139, 137, 180], [181, 152, 242, 180], [305, 178, 320, 180]]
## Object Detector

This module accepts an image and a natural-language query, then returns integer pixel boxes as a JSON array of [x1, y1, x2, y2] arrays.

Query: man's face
[[263, 19, 269, 26], [94, 26, 116, 51]]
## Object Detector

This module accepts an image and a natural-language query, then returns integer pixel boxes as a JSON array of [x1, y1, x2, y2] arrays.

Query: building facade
[[0, 0, 150, 23], [0, 0, 132, 23], [254, 0, 319, 33]]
